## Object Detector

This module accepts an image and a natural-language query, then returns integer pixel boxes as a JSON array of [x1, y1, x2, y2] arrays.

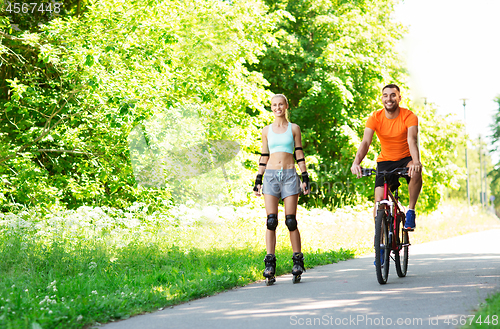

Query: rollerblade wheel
[[265, 276, 276, 286], [292, 274, 301, 284]]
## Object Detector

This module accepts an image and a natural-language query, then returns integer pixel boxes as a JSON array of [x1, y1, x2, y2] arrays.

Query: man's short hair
[[382, 84, 400, 92]]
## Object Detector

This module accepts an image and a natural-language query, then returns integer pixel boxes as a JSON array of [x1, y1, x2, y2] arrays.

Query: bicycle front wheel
[[374, 209, 390, 284], [395, 213, 409, 277]]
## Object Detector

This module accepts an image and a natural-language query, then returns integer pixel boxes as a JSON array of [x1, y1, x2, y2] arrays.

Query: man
[[351, 84, 422, 230]]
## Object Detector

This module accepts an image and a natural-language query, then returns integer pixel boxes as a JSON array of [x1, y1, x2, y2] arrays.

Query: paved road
[[102, 230, 500, 329]]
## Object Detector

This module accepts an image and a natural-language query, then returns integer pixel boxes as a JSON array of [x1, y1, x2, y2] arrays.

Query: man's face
[[382, 88, 401, 112]]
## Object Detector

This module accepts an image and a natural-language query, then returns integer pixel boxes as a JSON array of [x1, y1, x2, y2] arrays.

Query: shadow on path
[[102, 230, 500, 329]]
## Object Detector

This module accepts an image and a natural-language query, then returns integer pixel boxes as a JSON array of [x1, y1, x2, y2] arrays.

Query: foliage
[[490, 96, 500, 153], [0, 0, 272, 211], [0, 202, 354, 328], [489, 96, 500, 214], [250, 0, 407, 208], [0, 0, 476, 214], [410, 104, 466, 212], [489, 168, 500, 215], [464, 293, 500, 329], [448, 137, 494, 209], [409, 200, 500, 245], [0, 198, 497, 327]]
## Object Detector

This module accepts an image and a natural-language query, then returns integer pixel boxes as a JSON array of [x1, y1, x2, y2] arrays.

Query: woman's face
[[271, 96, 288, 118]]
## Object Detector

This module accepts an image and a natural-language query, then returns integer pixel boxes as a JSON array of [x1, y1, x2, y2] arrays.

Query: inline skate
[[263, 253, 276, 286], [292, 252, 305, 283]]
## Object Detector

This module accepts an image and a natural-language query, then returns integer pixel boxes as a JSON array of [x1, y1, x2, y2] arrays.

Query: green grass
[[0, 237, 352, 328], [418, 201, 500, 329], [0, 203, 353, 329], [0, 200, 498, 329], [463, 293, 500, 329], [410, 200, 500, 245]]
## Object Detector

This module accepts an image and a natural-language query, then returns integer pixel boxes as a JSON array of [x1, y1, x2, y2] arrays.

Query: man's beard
[[384, 103, 399, 112]]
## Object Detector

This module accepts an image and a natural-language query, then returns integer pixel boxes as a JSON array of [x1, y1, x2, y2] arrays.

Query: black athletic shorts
[[375, 156, 412, 190]]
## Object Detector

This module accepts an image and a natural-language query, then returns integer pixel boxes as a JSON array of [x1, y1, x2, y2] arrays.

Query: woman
[[253, 94, 310, 284]]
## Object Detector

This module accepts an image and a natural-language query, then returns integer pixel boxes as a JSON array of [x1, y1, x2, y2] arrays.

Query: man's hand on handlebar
[[351, 163, 362, 178], [407, 161, 422, 178]]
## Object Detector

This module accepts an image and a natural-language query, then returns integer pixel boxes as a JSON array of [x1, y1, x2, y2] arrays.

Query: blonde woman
[[253, 94, 310, 285]]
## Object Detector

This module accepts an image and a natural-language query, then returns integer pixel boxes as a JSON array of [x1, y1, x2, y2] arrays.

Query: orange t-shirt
[[365, 108, 418, 162]]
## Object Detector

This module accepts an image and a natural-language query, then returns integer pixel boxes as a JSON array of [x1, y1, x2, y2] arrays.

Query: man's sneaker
[[405, 209, 416, 231], [374, 249, 384, 267]]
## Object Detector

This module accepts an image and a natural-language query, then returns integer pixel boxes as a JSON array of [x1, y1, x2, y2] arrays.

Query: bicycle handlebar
[[360, 167, 409, 177], [361, 168, 376, 176]]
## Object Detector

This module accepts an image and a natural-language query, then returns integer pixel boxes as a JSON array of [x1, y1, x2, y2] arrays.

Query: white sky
[[394, 0, 500, 154]]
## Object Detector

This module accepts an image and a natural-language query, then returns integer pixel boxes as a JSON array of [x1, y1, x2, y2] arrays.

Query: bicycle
[[361, 167, 411, 284]]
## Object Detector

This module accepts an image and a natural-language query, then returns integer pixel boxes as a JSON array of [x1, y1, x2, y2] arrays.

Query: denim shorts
[[262, 168, 301, 200]]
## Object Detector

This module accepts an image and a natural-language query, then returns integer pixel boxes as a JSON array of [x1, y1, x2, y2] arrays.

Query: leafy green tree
[[350, 101, 467, 213], [0, 0, 474, 214], [0, 0, 273, 211], [0, 0, 87, 99], [250, 0, 407, 208], [491, 96, 500, 152], [0, 0, 88, 210], [248, 0, 469, 212], [448, 137, 494, 207], [411, 104, 466, 212], [488, 96, 500, 214]]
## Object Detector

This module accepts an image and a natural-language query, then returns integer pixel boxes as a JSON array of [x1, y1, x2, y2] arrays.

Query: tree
[[0, 0, 273, 211], [411, 103, 466, 212], [488, 96, 500, 214], [250, 0, 407, 208]]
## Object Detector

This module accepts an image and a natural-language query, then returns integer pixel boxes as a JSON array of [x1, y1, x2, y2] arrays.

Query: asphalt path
[[102, 229, 500, 329]]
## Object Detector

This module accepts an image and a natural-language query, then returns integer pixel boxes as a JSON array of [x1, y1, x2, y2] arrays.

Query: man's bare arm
[[407, 125, 422, 177], [351, 128, 375, 178]]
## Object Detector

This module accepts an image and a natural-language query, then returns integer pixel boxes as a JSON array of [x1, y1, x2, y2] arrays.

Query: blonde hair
[[271, 94, 290, 121]]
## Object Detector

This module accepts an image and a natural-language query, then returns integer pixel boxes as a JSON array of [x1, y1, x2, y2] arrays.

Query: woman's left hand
[[301, 182, 310, 195], [253, 184, 262, 197]]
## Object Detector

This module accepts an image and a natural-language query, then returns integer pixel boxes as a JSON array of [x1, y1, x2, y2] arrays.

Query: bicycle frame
[[361, 166, 410, 283], [378, 182, 405, 250]]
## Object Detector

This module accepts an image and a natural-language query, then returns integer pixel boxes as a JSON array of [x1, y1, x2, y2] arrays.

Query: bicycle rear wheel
[[374, 209, 390, 284], [395, 213, 409, 277]]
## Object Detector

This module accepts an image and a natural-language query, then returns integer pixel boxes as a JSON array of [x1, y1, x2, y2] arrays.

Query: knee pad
[[266, 214, 278, 231], [285, 214, 298, 231]]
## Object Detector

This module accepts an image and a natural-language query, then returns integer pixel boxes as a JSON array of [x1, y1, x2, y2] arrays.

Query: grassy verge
[[463, 293, 500, 329], [300, 200, 500, 329], [295, 199, 500, 257], [0, 200, 498, 328], [0, 237, 352, 329], [415, 201, 500, 329], [0, 203, 353, 329], [409, 200, 500, 245], [414, 200, 500, 328]]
